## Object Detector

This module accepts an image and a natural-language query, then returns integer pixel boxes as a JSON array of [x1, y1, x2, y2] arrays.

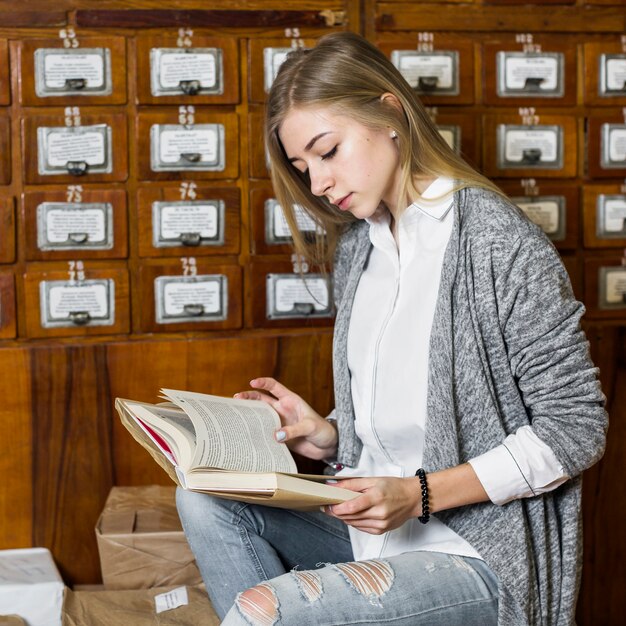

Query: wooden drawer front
[[584, 256, 626, 318], [0, 112, 11, 186], [249, 106, 269, 179], [22, 109, 128, 184], [0, 39, 9, 106], [427, 109, 480, 169], [583, 184, 626, 248], [250, 181, 324, 256], [378, 35, 475, 105], [483, 36, 576, 106], [22, 188, 128, 261], [483, 113, 577, 178], [496, 180, 579, 250], [136, 34, 239, 105], [0, 271, 16, 339], [136, 108, 239, 181], [0, 196, 15, 264], [248, 37, 318, 103], [138, 259, 242, 332], [587, 112, 626, 178], [17, 36, 127, 106], [249, 259, 334, 329], [136, 184, 240, 257], [23, 262, 130, 338], [584, 40, 626, 106]]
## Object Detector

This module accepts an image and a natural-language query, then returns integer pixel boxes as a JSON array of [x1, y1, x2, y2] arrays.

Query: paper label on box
[[154, 586, 189, 613], [274, 276, 329, 312], [160, 204, 218, 239], [606, 57, 626, 92], [44, 53, 105, 89], [272, 203, 318, 238], [605, 270, 626, 304], [603, 198, 626, 232], [48, 283, 109, 319], [163, 279, 222, 316], [46, 130, 106, 167], [45, 207, 107, 243], [158, 52, 216, 88], [397, 54, 454, 89], [504, 56, 558, 91], [504, 129, 558, 163], [515, 200, 559, 234], [608, 127, 626, 162], [159, 129, 218, 164]]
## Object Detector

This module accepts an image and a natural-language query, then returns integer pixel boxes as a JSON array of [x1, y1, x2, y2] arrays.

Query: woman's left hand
[[324, 476, 422, 534]]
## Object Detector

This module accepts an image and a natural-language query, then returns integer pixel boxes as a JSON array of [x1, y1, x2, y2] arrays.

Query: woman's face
[[279, 105, 402, 219]]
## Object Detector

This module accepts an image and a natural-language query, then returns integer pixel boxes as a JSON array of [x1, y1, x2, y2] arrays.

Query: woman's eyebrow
[[288, 132, 333, 163]]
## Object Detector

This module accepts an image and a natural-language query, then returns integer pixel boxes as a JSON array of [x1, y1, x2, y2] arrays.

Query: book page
[[161, 389, 297, 474]]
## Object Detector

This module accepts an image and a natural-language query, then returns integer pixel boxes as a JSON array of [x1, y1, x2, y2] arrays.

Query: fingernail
[[275, 430, 286, 442]]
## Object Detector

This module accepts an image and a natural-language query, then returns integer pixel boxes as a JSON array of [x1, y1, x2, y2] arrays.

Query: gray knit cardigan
[[330, 187, 608, 626]]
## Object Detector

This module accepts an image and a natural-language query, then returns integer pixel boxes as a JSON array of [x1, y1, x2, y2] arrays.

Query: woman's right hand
[[235, 377, 338, 460]]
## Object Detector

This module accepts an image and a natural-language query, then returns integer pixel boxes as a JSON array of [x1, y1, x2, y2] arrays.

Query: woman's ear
[[380, 92, 403, 114]]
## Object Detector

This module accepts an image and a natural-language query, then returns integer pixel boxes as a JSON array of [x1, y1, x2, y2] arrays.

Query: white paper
[[438, 128, 457, 151], [274, 277, 329, 312], [605, 270, 626, 304], [607, 127, 626, 163], [605, 57, 626, 92], [504, 128, 558, 163], [48, 283, 108, 319], [43, 53, 104, 89], [45, 207, 106, 243], [158, 52, 216, 88], [160, 204, 218, 239], [397, 54, 454, 89], [264, 48, 290, 91], [603, 198, 626, 232], [504, 56, 558, 91], [46, 130, 106, 167], [154, 585, 189, 614], [163, 279, 222, 316], [159, 128, 218, 164], [272, 203, 318, 238], [515, 200, 559, 234]]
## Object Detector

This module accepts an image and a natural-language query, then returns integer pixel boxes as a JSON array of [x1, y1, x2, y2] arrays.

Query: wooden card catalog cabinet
[[136, 34, 238, 105], [426, 108, 479, 168], [483, 112, 577, 178], [136, 185, 240, 257], [587, 111, 626, 178], [0, 39, 9, 106], [136, 108, 238, 181], [23, 261, 130, 338], [22, 188, 128, 261], [138, 259, 242, 332], [249, 106, 269, 179], [250, 181, 324, 255], [248, 37, 317, 103], [584, 39, 626, 106], [377, 34, 475, 105], [483, 35, 576, 106], [249, 259, 333, 329], [0, 272, 16, 339], [496, 180, 579, 249], [17, 36, 127, 106], [583, 184, 626, 248], [584, 256, 626, 318], [22, 108, 128, 184], [0, 196, 15, 264], [0, 113, 10, 186]]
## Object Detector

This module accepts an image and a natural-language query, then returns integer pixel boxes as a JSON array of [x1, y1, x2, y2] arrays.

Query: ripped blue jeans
[[176, 488, 499, 625]]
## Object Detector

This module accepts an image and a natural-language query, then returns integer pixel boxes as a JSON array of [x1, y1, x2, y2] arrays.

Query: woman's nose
[[309, 167, 333, 197]]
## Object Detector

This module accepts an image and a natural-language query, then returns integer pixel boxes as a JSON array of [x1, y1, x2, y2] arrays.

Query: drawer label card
[[151, 48, 223, 96], [599, 267, 626, 309], [40, 279, 114, 327], [37, 201, 113, 249], [266, 273, 332, 319], [155, 275, 227, 323], [497, 52, 563, 97], [265, 199, 322, 243], [437, 125, 461, 153], [35, 48, 112, 96], [601, 124, 626, 168], [153, 200, 224, 247], [151, 124, 225, 171], [498, 125, 562, 169], [263, 48, 291, 92], [512, 196, 564, 239], [391, 50, 459, 95], [600, 54, 626, 96], [597, 195, 626, 237]]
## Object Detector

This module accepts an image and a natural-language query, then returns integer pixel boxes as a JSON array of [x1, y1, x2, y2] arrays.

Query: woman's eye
[[321, 146, 338, 161]]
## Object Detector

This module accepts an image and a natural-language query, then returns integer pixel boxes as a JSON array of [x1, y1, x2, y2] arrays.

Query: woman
[[177, 32, 607, 625]]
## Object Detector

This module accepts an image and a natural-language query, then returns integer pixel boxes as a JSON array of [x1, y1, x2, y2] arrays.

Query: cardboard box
[[95, 486, 203, 590], [0, 548, 64, 626], [63, 585, 219, 626]]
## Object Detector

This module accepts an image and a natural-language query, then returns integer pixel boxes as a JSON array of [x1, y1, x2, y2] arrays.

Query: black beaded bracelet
[[415, 468, 430, 524]]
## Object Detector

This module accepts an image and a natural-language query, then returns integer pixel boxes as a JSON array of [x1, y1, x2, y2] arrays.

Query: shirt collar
[[407, 177, 455, 222]]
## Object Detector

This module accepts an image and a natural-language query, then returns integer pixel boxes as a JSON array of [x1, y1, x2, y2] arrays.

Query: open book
[[115, 389, 359, 510]]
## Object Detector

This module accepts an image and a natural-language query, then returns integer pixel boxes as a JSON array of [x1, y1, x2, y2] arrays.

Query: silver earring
[[390, 130, 398, 140]]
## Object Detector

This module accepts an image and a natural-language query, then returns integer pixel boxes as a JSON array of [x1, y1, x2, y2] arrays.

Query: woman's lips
[[337, 193, 353, 211]]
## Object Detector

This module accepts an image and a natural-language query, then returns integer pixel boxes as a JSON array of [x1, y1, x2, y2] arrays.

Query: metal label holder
[[152, 200, 225, 248]]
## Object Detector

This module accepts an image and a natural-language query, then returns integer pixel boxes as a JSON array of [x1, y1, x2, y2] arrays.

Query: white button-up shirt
[[338, 178, 568, 561]]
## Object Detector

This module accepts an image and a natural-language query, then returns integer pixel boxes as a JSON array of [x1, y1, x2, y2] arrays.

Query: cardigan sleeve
[[492, 233, 608, 478]]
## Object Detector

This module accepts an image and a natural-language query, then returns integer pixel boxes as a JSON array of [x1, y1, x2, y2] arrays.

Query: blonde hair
[[265, 31, 501, 264]]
